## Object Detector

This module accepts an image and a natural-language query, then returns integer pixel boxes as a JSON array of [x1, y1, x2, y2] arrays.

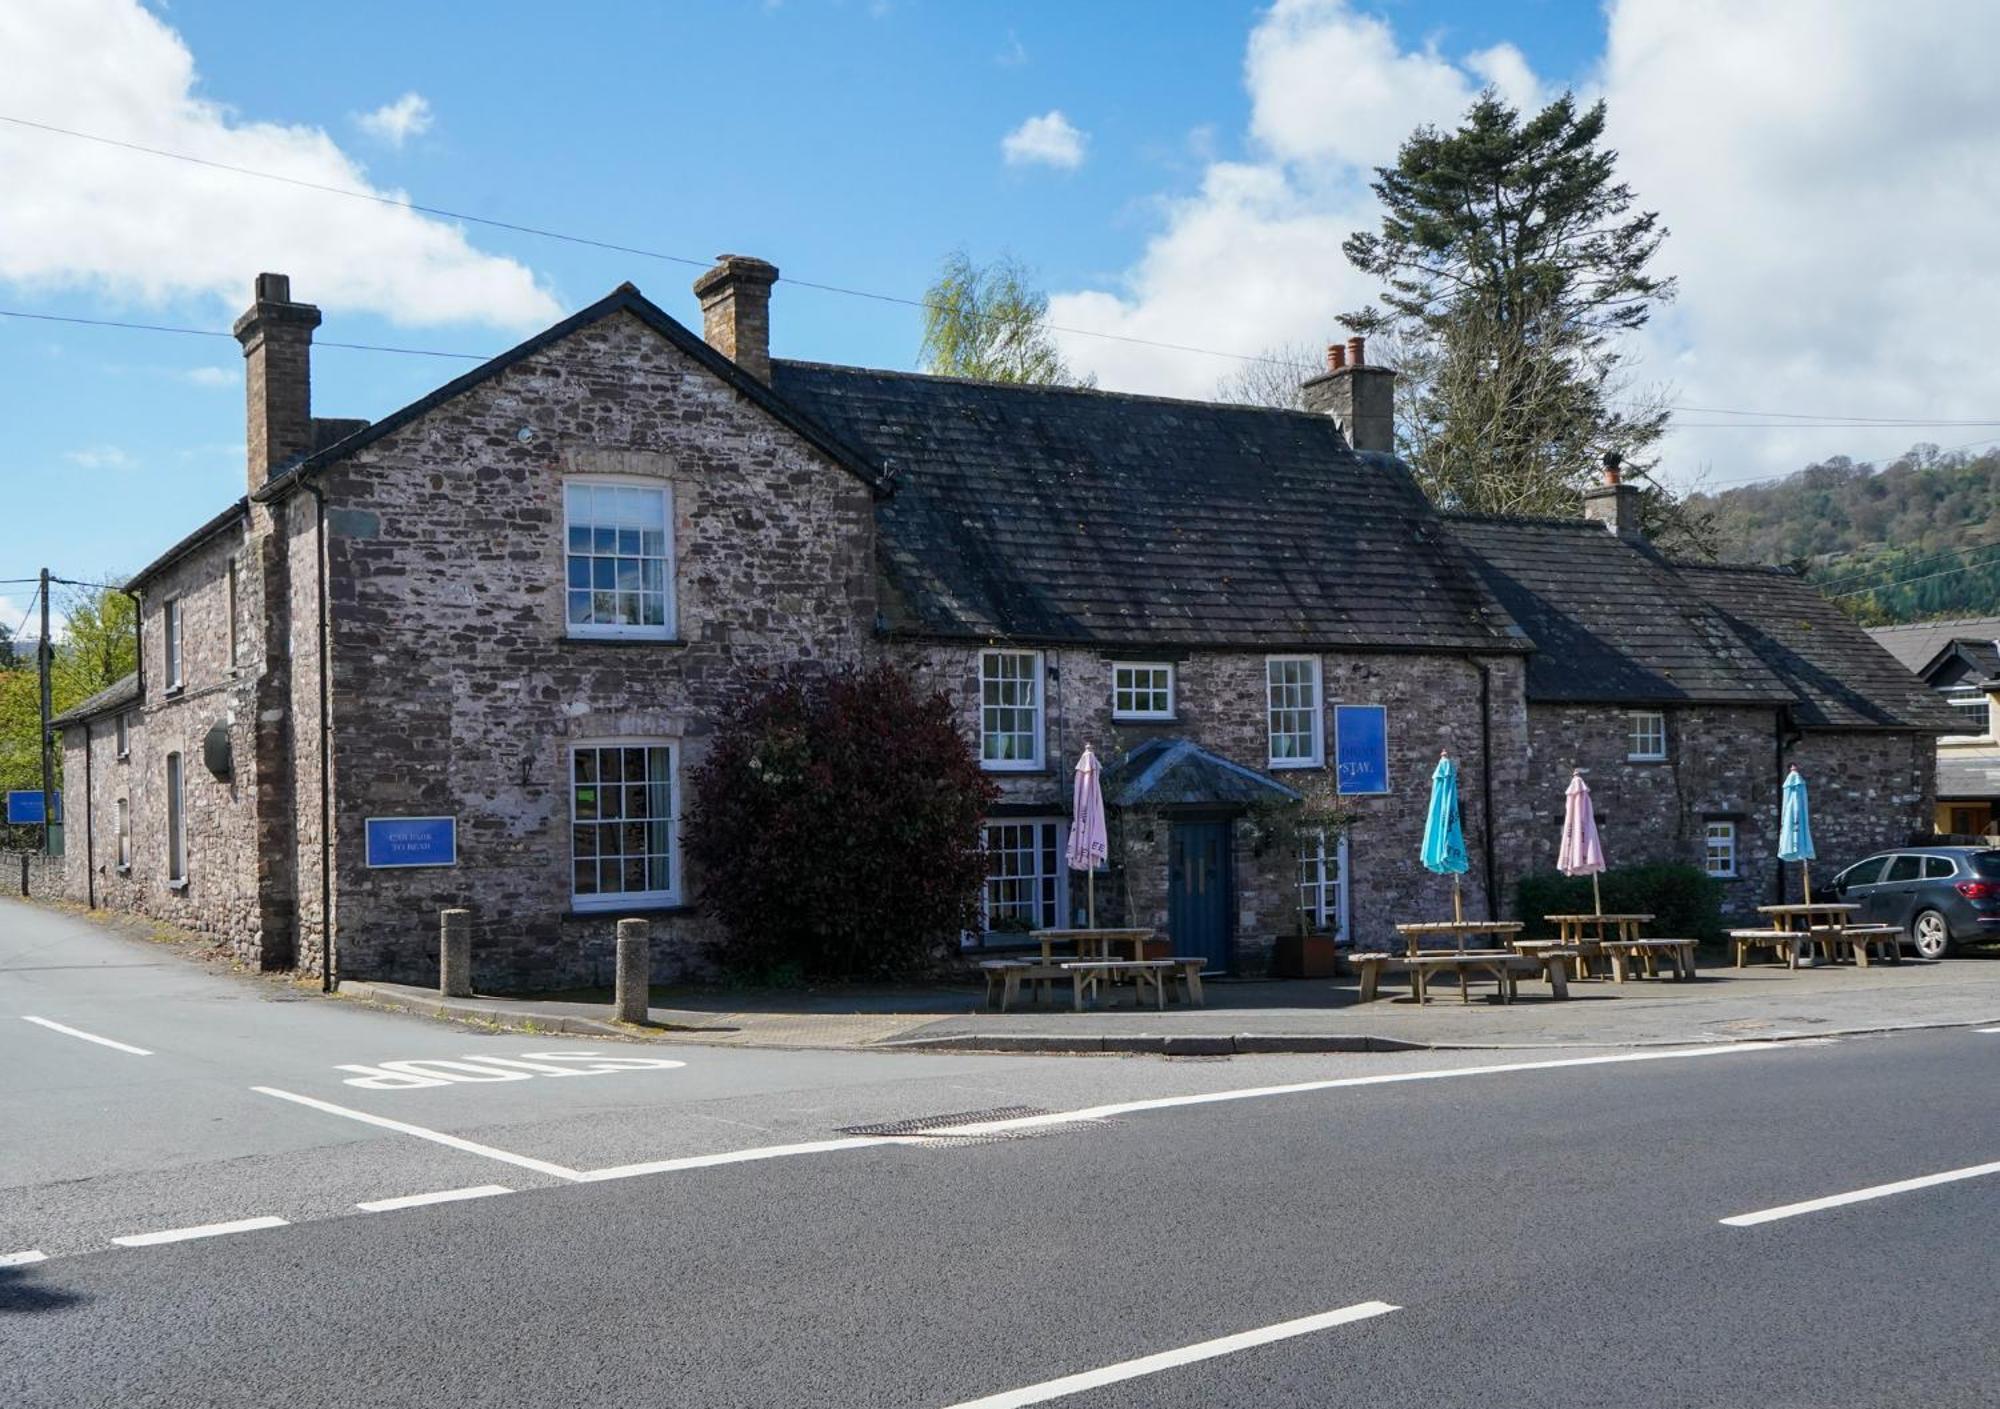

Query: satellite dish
[[203, 721, 233, 781]]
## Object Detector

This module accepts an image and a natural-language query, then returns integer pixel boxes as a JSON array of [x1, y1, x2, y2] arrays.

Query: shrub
[[1516, 863, 1726, 943], [686, 665, 999, 979]]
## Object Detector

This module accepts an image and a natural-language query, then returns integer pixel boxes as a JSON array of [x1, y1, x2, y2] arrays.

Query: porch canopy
[[1101, 738, 1302, 809]]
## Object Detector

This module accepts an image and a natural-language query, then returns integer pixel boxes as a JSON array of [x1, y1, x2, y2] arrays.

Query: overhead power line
[[1827, 545, 2000, 599]]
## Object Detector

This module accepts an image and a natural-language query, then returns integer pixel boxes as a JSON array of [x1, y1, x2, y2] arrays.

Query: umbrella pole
[[1087, 868, 1096, 929], [1452, 874, 1463, 924], [1801, 861, 1812, 907], [1591, 871, 1602, 916]]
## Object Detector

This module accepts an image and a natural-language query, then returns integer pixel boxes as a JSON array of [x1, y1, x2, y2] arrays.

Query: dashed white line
[[21, 1015, 154, 1055], [1721, 1159, 2000, 1227], [357, 1184, 513, 1213], [112, 1216, 289, 1247], [0, 1249, 49, 1268], [939, 1300, 1400, 1408], [251, 1086, 587, 1181], [1976, 1026, 2000, 1034]]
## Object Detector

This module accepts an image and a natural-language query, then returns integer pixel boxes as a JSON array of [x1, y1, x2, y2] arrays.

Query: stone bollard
[[614, 918, 651, 1024], [439, 908, 472, 998]]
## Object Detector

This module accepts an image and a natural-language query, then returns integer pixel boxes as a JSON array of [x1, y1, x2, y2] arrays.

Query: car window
[[1923, 856, 1957, 879], [1972, 851, 2000, 879], [1884, 855, 1923, 883], [1839, 857, 1888, 887]]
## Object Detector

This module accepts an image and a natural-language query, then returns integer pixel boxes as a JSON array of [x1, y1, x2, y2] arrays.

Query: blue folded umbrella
[[1422, 753, 1469, 876], [1779, 768, 1815, 864]]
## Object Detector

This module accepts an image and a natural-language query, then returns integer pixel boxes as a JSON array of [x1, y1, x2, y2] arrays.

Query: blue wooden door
[[1169, 820, 1233, 973]]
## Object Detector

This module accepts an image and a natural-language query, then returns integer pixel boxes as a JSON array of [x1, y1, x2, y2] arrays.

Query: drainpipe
[[301, 481, 335, 992], [83, 724, 95, 909], [1773, 707, 1802, 904], [1466, 656, 1499, 920], [121, 587, 144, 701]]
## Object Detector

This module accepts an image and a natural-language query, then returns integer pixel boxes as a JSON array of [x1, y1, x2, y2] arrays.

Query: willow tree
[[919, 250, 1092, 386]]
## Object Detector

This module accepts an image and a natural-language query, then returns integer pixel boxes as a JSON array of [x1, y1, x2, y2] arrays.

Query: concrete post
[[439, 908, 472, 997], [614, 918, 651, 1024]]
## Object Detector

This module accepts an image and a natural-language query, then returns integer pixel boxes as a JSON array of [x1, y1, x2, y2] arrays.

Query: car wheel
[[1911, 909, 1952, 960]]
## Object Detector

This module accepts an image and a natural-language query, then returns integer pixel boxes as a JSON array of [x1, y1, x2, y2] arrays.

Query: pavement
[[5, 896, 1999, 1405]]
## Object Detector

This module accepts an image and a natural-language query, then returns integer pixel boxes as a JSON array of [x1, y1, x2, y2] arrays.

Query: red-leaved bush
[[686, 665, 999, 978]]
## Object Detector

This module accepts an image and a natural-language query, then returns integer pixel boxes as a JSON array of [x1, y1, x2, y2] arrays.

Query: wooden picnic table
[[1536, 913, 1658, 980], [1391, 920, 1526, 957], [1351, 948, 1567, 1005], [1027, 928, 1153, 963], [1745, 903, 1898, 968]]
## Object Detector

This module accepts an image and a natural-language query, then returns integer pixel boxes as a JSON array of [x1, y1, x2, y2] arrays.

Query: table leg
[[1186, 967, 1205, 1007], [1358, 962, 1378, 1003], [1002, 970, 1020, 1012]]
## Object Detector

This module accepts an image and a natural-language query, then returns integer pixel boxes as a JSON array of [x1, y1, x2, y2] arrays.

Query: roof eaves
[[51, 671, 140, 728], [124, 498, 249, 592]]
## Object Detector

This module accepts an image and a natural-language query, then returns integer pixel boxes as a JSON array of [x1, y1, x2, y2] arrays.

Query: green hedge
[[1517, 863, 1726, 943]]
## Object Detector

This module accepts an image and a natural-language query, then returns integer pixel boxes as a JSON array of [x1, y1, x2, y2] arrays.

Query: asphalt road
[[4, 898, 1998, 1407]]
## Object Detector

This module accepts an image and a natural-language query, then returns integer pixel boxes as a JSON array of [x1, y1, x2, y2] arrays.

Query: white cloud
[[65, 445, 137, 471], [356, 92, 434, 149], [997, 30, 1028, 67], [0, 0, 559, 329], [1052, 0, 2000, 486], [180, 365, 235, 388], [1002, 110, 1087, 169]]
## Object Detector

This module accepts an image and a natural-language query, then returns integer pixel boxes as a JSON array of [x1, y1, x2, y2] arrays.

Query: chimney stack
[[692, 254, 779, 384], [233, 272, 321, 488], [1301, 331, 1395, 454], [1582, 450, 1644, 540]]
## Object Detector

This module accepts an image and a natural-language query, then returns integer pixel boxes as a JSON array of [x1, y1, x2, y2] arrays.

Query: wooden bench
[[1600, 936, 1698, 982], [1060, 959, 1177, 1011], [1806, 923, 1903, 967], [980, 959, 1069, 1012], [1353, 950, 1560, 1004], [1730, 929, 1801, 969], [1164, 957, 1207, 1007]]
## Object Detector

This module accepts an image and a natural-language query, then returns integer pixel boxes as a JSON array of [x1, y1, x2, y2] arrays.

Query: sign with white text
[[364, 816, 458, 869], [6, 790, 56, 825], [1334, 706, 1391, 796]]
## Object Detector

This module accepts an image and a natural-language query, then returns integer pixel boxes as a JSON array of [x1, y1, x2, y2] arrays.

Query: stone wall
[[1786, 730, 1937, 894], [6, 849, 65, 899], [318, 309, 879, 990]]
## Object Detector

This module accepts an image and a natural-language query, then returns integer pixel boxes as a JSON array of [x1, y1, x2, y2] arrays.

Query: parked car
[[1830, 846, 2000, 958]]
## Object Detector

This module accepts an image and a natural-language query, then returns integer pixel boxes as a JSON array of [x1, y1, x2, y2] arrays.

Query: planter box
[[1273, 931, 1338, 979]]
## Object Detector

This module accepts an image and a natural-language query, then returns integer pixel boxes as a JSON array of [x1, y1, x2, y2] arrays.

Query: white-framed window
[[114, 712, 130, 760], [980, 650, 1044, 770], [115, 797, 131, 870], [570, 740, 678, 909], [165, 751, 186, 884], [226, 556, 240, 669], [1111, 662, 1175, 721], [1297, 830, 1350, 938], [564, 480, 674, 639], [163, 598, 184, 690], [1703, 820, 1737, 878], [1266, 656, 1324, 767], [1627, 710, 1667, 762], [983, 818, 1067, 933]]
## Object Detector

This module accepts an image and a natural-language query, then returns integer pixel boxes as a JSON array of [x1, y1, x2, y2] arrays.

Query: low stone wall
[[5, 849, 67, 900]]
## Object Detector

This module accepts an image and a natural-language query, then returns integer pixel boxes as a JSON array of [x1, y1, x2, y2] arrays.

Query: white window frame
[[562, 478, 676, 641], [1266, 655, 1324, 769], [165, 751, 187, 885], [114, 712, 130, 760], [1297, 830, 1350, 939], [1703, 820, 1737, 879], [568, 739, 680, 911], [981, 817, 1069, 937], [1627, 710, 1667, 763], [115, 796, 131, 871], [979, 650, 1045, 771], [226, 556, 240, 670], [1111, 661, 1175, 721], [163, 598, 184, 691]]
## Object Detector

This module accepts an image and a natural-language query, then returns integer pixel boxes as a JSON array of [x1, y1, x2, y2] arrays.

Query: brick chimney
[[232, 273, 321, 488], [1583, 450, 1644, 540], [1300, 334, 1395, 453], [692, 254, 779, 384]]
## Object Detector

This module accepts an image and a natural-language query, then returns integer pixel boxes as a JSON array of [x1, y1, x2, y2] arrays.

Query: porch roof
[[1102, 738, 1302, 809]]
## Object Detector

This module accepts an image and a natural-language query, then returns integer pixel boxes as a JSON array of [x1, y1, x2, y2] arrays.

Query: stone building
[[45, 261, 1956, 988], [1866, 618, 2000, 839]]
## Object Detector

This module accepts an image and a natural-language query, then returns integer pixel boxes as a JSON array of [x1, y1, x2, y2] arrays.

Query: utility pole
[[38, 567, 55, 855]]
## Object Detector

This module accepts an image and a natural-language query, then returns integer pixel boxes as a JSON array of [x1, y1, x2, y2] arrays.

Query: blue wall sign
[[6, 790, 56, 825], [364, 816, 458, 869], [1333, 706, 1391, 796]]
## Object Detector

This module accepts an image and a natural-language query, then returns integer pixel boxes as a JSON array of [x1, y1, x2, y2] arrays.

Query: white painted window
[[226, 556, 240, 669], [1266, 656, 1324, 767], [980, 651, 1044, 770], [1628, 710, 1667, 762], [570, 741, 677, 908], [1111, 662, 1175, 720], [163, 599, 184, 690], [165, 751, 186, 884], [114, 712, 130, 760], [983, 818, 1067, 933], [1703, 820, 1736, 878], [563, 481, 674, 638], [1297, 831, 1349, 938], [115, 797, 131, 870]]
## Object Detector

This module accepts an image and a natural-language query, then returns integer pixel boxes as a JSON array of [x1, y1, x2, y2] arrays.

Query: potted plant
[[1251, 771, 1356, 981]]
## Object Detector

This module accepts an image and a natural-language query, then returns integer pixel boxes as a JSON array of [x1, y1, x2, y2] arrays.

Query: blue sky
[[5, 0, 1998, 628]]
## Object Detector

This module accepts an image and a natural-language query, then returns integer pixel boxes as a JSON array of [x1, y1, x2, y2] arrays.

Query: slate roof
[[1675, 565, 1961, 731], [1443, 516, 1794, 705], [51, 672, 140, 728], [767, 361, 1526, 653], [1102, 738, 1303, 808], [1938, 748, 2000, 801], [1866, 617, 2000, 676]]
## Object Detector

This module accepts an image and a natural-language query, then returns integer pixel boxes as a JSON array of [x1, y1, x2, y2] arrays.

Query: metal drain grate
[[837, 1105, 1066, 1145]]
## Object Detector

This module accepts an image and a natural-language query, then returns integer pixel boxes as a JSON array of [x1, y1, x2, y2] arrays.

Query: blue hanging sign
[[364, 816, 459, 869], [1333, 706, 1391, 796], [7, 790, 55, 825]]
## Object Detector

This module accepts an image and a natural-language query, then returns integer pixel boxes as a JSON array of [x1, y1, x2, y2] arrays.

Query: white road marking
[[921, 1043, 1785, 1138], [939, 1300, 1400, 1408], [113, 1216, 289, 1247], [1976, 1026, 2000, 1034], [1720, 1159, 2000, 1227], [579, 1136, 912, 1182], [356, 1184, 513, 1213], [21, 1015, 154, 1055], [251, 1086, 587, 1181], [0, 1249, 49, 1268]]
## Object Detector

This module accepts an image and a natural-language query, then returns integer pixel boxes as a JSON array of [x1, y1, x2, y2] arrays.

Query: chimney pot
[[1300, 332, 1395, 454], [1325, 343, 1346, 371], [1601, 449, 1623, 485], [693, 253, 779, 384], [1346, 335, 1365, 367]]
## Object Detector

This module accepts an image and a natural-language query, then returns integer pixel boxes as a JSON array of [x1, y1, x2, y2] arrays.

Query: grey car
[[1830, 846, 2000, 958]]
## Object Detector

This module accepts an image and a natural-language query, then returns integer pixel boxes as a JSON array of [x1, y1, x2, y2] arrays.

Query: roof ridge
[[1442, 510, 1601, 531]]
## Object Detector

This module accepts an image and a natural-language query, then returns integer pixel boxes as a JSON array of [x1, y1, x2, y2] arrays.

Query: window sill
[[1112, 715, 1177, 725], [115, 753, 130, 763], [163, 686, 185, 700], [564, 903, 694, 921], [1268, 760, 1325, 772], [115, 865, 131, 877], [560, 634, 688, 649], [1626, 756, 1667, 765], [168, 879, 189, 892]]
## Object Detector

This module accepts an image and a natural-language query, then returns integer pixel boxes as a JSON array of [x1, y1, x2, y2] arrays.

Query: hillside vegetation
[[1689, 444, 2000, 624]]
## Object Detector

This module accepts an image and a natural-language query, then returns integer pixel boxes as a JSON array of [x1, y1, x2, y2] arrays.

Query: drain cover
[[838, 1105, 1061, 1144]]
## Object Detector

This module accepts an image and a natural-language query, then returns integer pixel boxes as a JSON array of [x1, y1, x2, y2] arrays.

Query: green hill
[[1689, 444, 2000, 624]]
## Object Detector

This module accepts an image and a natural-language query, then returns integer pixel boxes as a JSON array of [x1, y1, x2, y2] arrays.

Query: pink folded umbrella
[[1558, 769, 1606, 914], [1068, 744, 1108, 927]]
